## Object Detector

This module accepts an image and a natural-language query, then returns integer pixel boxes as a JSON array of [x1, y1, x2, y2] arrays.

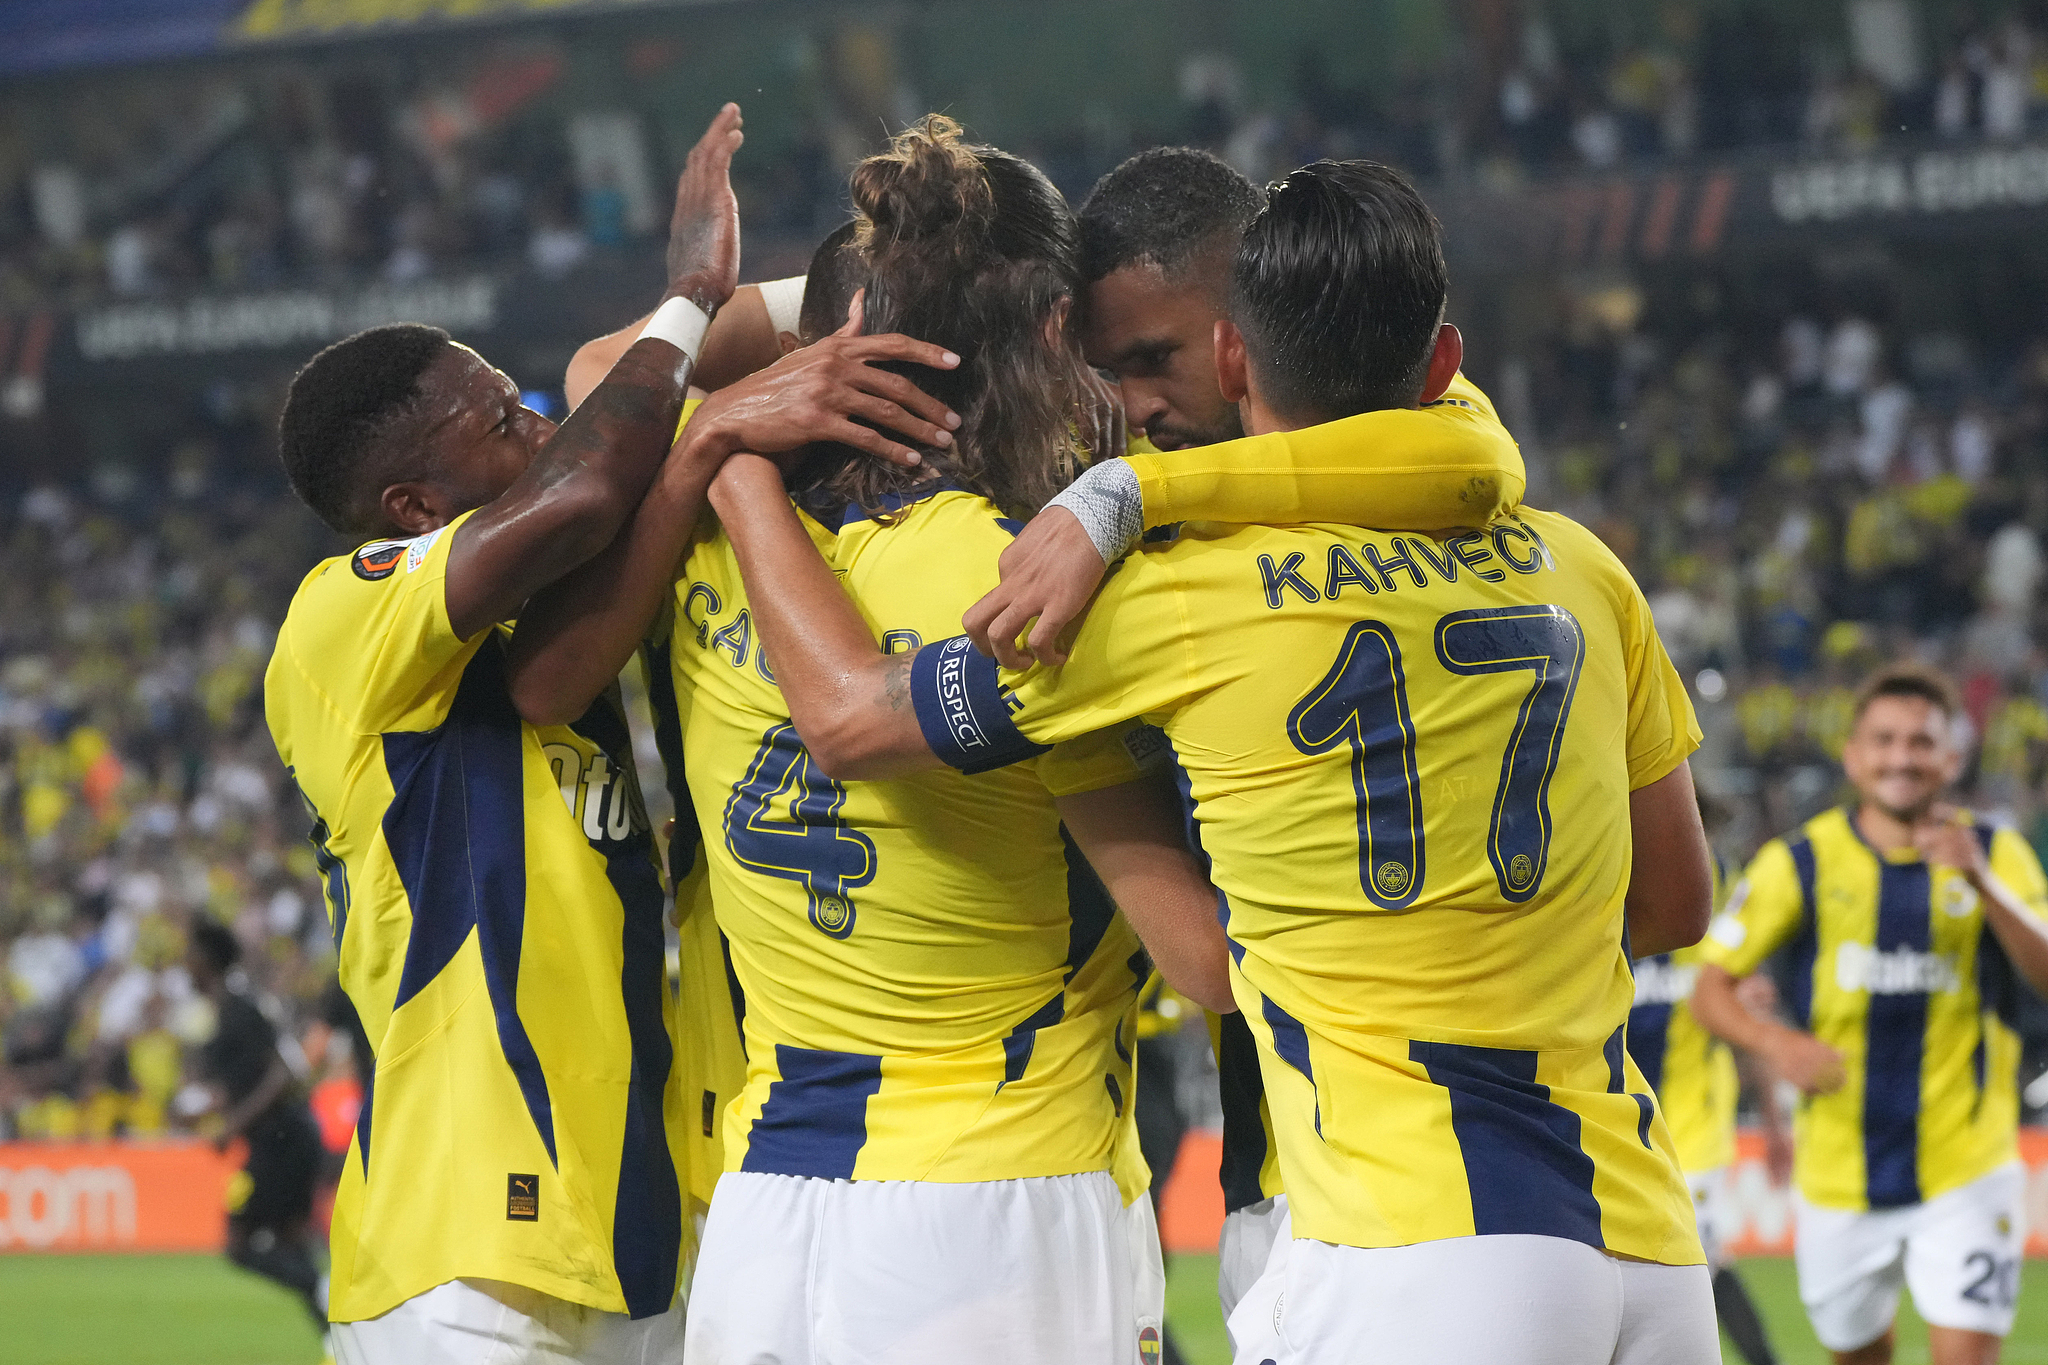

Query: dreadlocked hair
[[809, 114, 1084, 521]]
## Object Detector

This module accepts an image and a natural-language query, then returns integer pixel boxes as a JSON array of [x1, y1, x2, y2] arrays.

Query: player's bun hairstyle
[[1079, 146, 1264, 288], [797, 221, 863, 344], [188, 919, 241, 976], [1231, 159, 1447, 421], [816, 114, 1082, 520], [1852, 664, 1962, 726], [280, 323, 453, 536]]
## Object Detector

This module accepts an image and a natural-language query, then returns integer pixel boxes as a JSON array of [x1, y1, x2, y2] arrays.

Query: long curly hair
[[804, 115, 1085, 520]]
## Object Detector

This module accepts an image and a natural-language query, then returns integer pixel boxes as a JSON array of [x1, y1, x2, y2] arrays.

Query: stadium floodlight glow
[[1695, 668, 1727, 703]]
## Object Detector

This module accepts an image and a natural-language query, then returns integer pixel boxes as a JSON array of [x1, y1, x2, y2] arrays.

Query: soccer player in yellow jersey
[[709, 159, 1719, 1364], [1629, 831, 1790, 1365], [263, 106, 962, 1363], [1694, 666, 2048, 1365]]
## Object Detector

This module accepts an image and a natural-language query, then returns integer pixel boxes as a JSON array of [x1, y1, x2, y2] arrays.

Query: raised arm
[[1057, 773, 1235, 1013], [967, 371, 1523, 666], [565, 277, 799, 411], [507, 327, 963, 725], [439, 105, 743, 641], [704, 453, 942, 778]]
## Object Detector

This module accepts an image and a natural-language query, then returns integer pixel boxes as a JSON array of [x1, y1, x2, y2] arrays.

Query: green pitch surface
[[6, 1251, 2048, 1363], [1164, 1253, 2048, 1364]]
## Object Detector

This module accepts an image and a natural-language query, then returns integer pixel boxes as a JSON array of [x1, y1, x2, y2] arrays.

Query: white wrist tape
[[1045, 459, 1145, 564], [757, 275, 807, 338], [639, 296, 712, 365]]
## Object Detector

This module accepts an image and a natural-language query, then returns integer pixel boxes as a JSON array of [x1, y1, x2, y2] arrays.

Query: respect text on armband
[[933, 637, 990, 752], [1256, 517, 1556, 609]]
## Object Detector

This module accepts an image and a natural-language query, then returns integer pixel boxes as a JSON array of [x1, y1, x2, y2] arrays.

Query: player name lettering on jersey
[[1256, 517, 1558, 609], [1834, 942, 1961, 996], [1632, 956, 1699, 1006]]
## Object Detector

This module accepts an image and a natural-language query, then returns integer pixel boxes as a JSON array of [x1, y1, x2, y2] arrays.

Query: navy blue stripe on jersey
[[910, 635, 1050, 774], [719, 931, 748, 1061], [1784, 835, 1820, 1030], [1215, 1010, 1271, 1213], [1864, 859, 1931, 1208], [1626, 998, 1674, 1095], [381, 638, 557, 1168], [997, 830, 1122, 1091], [1412, 1040, 1604, 1247], [639, 636, 702, 884], [355, 1059, 375, 1175], [1261, 992, 1319, 1135], [1000, 993, 1063, 1089], [1609, 1021, 1657, 1149], [573, 693, 683, 1318], [795, 477, 965, 534], [741, 1045, 884, 1179]]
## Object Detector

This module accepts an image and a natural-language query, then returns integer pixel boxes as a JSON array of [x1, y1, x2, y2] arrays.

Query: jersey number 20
[[724, 723, 878, 939], [1288, 604, 1585, 907]]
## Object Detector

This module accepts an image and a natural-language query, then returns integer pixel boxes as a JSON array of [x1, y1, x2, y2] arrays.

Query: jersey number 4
[[723, 723, 878, 939], [1288, 605, 1585, 908]]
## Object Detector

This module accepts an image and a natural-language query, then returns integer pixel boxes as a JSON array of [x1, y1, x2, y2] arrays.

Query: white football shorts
[[1218, 1195, 1291, 1322], [1687, 1166, 1729, 1270], [1794, 1160, 2026, 1351], [330, 1277, 683, 1365], [1232, 1233, 1717, 1365], [681, 1168, 1164, 1364]]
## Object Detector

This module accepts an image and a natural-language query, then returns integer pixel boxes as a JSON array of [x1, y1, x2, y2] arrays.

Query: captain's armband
[[909, 636, 1050, 774]]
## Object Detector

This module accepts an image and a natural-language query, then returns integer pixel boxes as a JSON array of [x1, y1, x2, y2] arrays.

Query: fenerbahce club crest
[[1138, 1326, 1162, 1363]]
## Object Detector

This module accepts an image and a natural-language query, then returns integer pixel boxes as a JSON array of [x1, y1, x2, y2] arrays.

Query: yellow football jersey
[[908, 507, 1704, 1264], [1627, 857, 1739, 1174], [264, 513, 687, 1322], [1126, 373, 1523, 529], [667, 484, 1156, 1186], [1700, 808, 2048, 1210]]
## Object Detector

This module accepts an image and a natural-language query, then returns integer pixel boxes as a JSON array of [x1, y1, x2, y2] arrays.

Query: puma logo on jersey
[[1632, 957, 1698, 1006], [1835, 942, 1960, 995], [506, 1173, 538, 1221]]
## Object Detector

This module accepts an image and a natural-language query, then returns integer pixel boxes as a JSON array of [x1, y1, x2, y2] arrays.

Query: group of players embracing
[[257, 97, 2048, 1365]]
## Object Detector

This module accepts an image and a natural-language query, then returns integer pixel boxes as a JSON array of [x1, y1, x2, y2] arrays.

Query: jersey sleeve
[[1990, 827, 2048, 924], [910, 550, 1200, 774], [1122, 374, 1524, 531], [1615, 562, 1702, 790], [276, 510, 479, 735], [1697, 839, 1807, 977], [1035, 722, 1172, 798]]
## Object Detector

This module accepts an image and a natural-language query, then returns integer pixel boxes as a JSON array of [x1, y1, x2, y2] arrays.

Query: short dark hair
[[1078, 147, 1263, 286], [798, 221, 863, 344], [280, 324, 452, 535], [1852, 664, 1961, 726], [1231, 160, 1448, 421], [188, 919, 240, 975]]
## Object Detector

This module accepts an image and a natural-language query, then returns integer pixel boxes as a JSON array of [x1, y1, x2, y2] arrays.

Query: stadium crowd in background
[[3, 5, 2048, 309]]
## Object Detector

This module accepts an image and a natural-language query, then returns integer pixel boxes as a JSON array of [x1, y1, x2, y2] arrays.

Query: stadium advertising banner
[[0, 1142, 239, 1253], [1441, 136, 2048, 275]]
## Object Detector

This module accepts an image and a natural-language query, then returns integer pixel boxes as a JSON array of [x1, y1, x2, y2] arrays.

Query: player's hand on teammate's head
[[961, 507, 1104, 670], [664, 103, 746, 314], [690, 294, 961, 469], [1073, 364, 1127, 465]]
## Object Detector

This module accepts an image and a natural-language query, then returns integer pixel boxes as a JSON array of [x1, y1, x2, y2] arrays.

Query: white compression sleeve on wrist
[[638, 297, 712, 365], [757, 275, 807, 339], [1044, 459, 1144, 564]]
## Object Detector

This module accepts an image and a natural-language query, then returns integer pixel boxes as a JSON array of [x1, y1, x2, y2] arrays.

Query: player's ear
[[1419, 323, 1463, 405], [380, 481, 450, 537], [1214, 319, 1249, 404], [1043, 294, 1072, 350]]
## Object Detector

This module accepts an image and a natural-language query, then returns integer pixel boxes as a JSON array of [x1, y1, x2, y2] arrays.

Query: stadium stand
[[4, 0, 2048, 1145]]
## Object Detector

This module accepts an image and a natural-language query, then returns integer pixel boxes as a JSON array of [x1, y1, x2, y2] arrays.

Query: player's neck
[[1852, 801, 1923, 856]]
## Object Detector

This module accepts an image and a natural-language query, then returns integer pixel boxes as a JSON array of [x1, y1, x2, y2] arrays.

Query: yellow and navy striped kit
[[1627, 947, 1738, 1175], [664, 485, 1157, 1187], [909, 505, 1704, 1264], [1700, 807, 2048, 1210], [264, 513, 687, 1322]]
